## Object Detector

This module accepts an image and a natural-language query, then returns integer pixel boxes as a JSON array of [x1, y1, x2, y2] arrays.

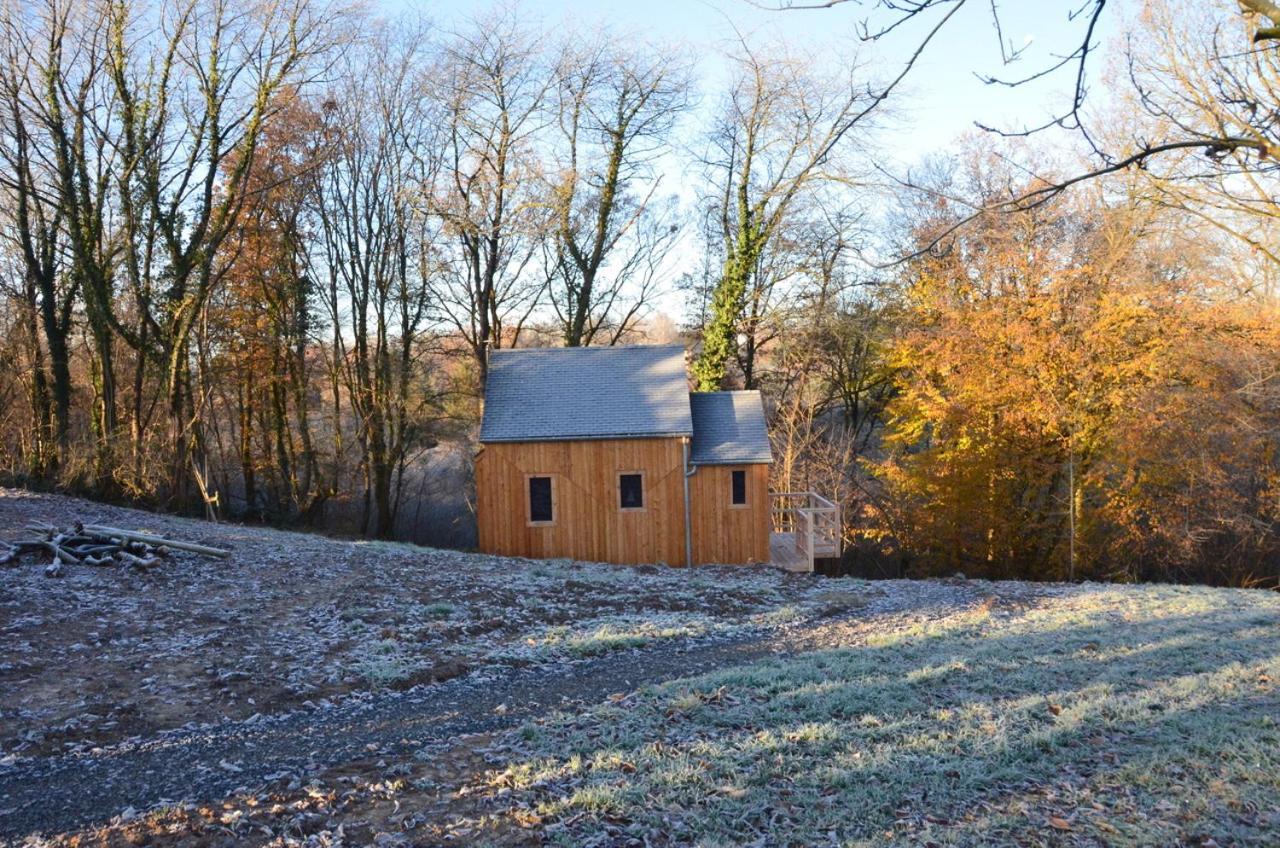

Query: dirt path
[[0, 487, 840, 762], [0, 631, 785, 840]]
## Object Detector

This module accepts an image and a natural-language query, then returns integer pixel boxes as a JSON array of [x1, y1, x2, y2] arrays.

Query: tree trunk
[[88, 321, 118, 489], [22, 279, 53, 476], [35, 275, 72, 459], [238, 378, 257, 516]]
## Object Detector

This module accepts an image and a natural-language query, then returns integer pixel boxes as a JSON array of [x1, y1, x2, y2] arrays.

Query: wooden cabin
[[474, 345, 774, 566]]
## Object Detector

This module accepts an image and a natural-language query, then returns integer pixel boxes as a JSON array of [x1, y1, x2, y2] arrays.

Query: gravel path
[[0, 631, 785, 840], [0, 487, 836, 762], [0, 484, 1001, 842]]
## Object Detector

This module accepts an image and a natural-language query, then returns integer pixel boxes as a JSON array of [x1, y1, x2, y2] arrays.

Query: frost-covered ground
[[484, 583, 1280, 846], [0, 487, 843, 761], [33, 579, 1277, 848], [4, 488, 1278, 847]]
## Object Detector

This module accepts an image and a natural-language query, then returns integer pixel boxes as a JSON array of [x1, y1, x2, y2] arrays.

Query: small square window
[[731, 469, 747, 506], [619, 473, 644, 510], [528, 476, 554, 524]]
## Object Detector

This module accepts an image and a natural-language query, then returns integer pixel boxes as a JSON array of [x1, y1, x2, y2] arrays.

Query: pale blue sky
[[378, 0, 1123, 163], [374, 0, 1127, 319]]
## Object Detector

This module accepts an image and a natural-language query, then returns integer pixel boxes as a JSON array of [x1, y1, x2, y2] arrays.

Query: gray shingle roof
[[689, 391, 772, 465], [480, 345, 693, 442]]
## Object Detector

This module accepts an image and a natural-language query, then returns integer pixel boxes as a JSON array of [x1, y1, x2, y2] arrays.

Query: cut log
[[40, 541, 81, 564], [81, 525, 230, 559], [118, 551, 160, 570]]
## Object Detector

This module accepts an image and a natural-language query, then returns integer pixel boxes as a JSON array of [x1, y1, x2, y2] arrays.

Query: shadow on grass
[[487, 586, 1280, 846]]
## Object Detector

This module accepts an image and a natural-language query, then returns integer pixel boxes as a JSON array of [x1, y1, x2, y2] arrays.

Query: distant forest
[[2, 0, 1278, 587]]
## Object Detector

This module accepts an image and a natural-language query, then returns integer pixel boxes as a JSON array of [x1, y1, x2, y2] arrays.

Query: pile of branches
[[0, 522, 230, 577]]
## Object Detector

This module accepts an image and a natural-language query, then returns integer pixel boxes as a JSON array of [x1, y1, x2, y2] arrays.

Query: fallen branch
[[81, 525, 230, 559], [40, 540, 81, 565], [0, 521, 231, 576]]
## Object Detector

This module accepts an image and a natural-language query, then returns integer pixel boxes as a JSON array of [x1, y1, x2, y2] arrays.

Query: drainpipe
[[682, 437, 698, 567]]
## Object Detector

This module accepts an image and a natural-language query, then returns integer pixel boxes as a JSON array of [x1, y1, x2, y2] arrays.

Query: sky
[[374, 0, 1127, 319], [379, 0, 1124, 163]]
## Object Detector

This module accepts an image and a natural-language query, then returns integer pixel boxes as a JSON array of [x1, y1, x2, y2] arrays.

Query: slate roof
[[480, 345, 694, 442], [688, 391, 773, 465]]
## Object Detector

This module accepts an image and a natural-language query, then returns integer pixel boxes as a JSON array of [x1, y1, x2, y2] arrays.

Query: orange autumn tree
[[870, 165, 1280, 585], [209, 89, 329, 521], [1100, 303, 1280, 583]]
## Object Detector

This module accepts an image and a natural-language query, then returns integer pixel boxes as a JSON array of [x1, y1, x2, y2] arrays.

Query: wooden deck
[[770, 532, 811, 572], [769, 491, 842, 572]]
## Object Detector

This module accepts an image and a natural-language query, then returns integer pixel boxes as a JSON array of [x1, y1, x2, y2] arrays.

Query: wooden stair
[[769, 492, 841, 573]]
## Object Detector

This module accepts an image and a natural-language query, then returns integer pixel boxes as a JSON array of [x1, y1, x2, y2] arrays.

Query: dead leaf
[[1048, 816, 1072, 831]]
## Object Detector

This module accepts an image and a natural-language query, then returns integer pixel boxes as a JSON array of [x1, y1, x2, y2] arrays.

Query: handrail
[[769, 490, 842, 572], [771, 491, 839, 512]]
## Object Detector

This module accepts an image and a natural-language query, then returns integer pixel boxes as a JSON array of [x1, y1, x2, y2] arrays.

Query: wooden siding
[[475, 438, 687, 565], [476, 438, 772, 566], [689, 463, 770, 565]]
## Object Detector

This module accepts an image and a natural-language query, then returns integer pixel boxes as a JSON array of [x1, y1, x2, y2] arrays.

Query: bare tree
[[545, 35, 689, 347], [103, 0, 333, 507], [0, 13, 73, 471], [428, 10, 552, 387], [692, 42, 877, 390], [310, 21, 441, 538], [8, 0, 124, 482], [766, 0, 1280, 257], [1120, 0, 1280, 289]]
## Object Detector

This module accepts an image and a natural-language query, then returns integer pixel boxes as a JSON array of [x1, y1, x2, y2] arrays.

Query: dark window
[[529, 476, 553, 523], [619, 473, 644, 510], [731, 469, 747, 506]]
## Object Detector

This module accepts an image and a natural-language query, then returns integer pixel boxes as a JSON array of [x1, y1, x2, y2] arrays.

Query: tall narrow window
[[731, 469, 747, 506], [528, 476, 554, 524], [619, 473, 644, 511]]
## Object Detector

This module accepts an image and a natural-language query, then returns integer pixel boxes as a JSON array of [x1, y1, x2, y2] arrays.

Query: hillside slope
[[0, 487, 845, 761], [1, 488, 1277, 846]]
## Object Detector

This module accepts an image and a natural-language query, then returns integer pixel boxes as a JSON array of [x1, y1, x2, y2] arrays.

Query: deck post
[[769, 491, 841, 572], [807, 511, 816, 573]]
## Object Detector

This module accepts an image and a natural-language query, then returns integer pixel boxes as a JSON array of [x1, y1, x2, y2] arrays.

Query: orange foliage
[[209, 89, 327, 518], [869, 193, 1280, 585]]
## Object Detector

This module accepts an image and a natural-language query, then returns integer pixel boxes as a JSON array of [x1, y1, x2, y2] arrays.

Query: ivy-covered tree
[[692, 44, 876, 390]]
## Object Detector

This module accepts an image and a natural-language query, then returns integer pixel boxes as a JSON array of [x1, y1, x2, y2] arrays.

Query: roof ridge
[[491, 343, 686, 355]]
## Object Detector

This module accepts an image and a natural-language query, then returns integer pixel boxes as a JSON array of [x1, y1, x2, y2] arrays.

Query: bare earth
[[0, 487, 834, 761], [0, 486, 921, 841], [1, 488, 1277, 847]]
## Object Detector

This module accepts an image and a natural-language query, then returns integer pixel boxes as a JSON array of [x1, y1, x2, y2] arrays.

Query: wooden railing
[[770, 491, 842, 572]]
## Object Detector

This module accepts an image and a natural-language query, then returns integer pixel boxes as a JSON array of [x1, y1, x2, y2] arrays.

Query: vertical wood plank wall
[[688, 463, 770, 565], [475, 438, 686, 565], [475, 438, 771, 565]]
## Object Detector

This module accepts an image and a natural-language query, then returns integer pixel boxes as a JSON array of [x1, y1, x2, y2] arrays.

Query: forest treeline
[[1, 0, 1278, 585]]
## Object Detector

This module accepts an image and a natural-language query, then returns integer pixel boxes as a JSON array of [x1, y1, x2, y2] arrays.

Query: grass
[[350, 636, 426, 687], [420, 601, 458, 618], [495, 613, 717, 661], [485, 584, 1280, 846]]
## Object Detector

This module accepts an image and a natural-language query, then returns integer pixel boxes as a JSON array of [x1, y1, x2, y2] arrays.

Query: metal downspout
[[683, 437, 698, 567]]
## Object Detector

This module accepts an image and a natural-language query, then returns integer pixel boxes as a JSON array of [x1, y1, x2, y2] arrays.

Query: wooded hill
[[1, 0, 1278, 586]]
